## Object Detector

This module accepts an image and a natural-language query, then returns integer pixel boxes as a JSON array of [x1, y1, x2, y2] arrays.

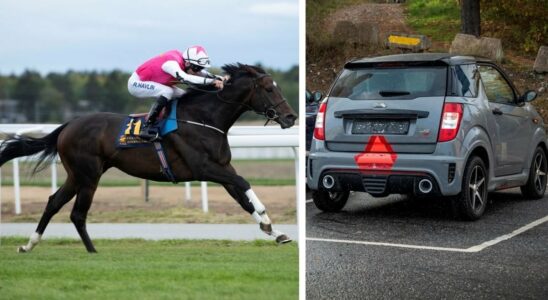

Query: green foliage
[[0, 65, 298, 123], [0, 238, 298, 300], [38, 84, 64, 122], [406, 0, 461, 42], [480, 0, 547, 54], [0, 75, 16, 98], [83, 71, 106, 110], [103, 70, 133, 113], [12, 70, 45, 122], [406, 0, 547, 54]]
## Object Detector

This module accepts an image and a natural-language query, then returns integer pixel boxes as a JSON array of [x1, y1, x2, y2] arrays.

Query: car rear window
[[330, 67, 447, 100]]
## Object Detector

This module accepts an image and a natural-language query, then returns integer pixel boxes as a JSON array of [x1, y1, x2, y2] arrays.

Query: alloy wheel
[[468, 165, 486, 213], [533, 152, 547, 193]]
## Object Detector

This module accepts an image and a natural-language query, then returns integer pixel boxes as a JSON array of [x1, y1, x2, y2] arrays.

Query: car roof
[[346, 53, 493, 67]]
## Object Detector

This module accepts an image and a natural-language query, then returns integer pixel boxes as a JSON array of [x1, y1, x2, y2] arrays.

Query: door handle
[[492, 108, 503, 115]]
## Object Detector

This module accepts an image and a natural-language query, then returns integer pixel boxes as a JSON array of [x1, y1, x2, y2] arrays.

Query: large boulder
[[449, 33, 504, 62], [356, 22, 380, 46], [332, 21, 358, 44], [533, 46, 548, 73], [332, 21, 380, 46]]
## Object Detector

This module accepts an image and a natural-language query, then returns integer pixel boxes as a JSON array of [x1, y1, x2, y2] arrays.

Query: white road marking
[[308, 215, 548, 253], [306, 199, 313, 203], [466, 214, 548, 252], [307, 237, 473, 252]]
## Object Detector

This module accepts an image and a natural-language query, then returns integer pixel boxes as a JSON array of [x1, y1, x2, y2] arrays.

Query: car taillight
[[313, 100, 327, 141], [438, 103, 463, 142]]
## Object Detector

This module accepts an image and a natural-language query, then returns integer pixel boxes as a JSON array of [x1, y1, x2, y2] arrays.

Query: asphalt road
[[306, 189, 548, 299]]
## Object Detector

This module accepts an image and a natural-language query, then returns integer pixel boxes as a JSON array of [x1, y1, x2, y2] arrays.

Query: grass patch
[[0, 238, 298, 300], [405, 0, 461, 42]]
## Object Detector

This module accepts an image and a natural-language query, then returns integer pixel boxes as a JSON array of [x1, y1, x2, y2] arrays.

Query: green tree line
[[0, 65, 299, 123]]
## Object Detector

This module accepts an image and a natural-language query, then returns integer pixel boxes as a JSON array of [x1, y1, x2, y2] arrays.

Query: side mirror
[[313, 91, 323, 102], [522, 90, 537, 102], [306, 90, 313, 104]]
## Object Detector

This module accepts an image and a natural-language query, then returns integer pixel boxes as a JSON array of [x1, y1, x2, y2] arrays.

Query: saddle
[[117, 100, 179, 148]]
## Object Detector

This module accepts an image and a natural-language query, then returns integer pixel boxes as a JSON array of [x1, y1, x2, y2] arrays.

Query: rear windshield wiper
[[379, 90, 410, 97]]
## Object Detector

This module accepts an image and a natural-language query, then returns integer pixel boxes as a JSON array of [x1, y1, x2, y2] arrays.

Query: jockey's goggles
[[192, 58, 210, 67], [190, 64, 205, 72]]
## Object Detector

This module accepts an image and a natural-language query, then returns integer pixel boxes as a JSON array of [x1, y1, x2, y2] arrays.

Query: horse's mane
[[181, 63, 266, 100], [222, 63, 266, 82]]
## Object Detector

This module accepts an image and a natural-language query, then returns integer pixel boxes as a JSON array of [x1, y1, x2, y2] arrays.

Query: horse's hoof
[[276, 235, 292, 245], [17, 246, 27, 253]]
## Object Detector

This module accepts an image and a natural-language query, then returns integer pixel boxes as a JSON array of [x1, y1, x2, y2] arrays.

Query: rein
[[186, 73, 288, 124]]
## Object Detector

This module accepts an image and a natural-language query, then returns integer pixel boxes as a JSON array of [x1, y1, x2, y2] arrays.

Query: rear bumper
[[307, 144, 465, 196], [313, 170, 441, 197]]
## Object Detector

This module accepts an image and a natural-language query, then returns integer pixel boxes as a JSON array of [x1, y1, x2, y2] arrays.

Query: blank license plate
[[352, 119, 409, 135]]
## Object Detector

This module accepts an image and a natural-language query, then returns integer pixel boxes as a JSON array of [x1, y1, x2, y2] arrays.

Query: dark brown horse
[[0, 64, 297, 253]]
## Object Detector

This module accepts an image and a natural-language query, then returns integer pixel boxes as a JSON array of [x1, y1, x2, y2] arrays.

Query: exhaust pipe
[[322, 175, 335, 189], [418, 179, 433, 194]]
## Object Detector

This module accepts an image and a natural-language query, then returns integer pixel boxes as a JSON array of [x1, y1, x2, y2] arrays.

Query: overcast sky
[[0, 0, 299, 74]]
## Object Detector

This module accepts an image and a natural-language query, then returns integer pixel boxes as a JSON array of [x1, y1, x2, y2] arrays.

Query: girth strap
[[153, 142, 177, 183]]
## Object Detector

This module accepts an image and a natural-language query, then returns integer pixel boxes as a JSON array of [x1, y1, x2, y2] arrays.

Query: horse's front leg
[[223, 183, 291, 244], [168, 135, 291, 243], [202, 162, 291, 244]]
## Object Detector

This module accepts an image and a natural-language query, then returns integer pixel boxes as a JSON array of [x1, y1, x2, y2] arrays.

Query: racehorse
[[0, 64, 297, 253]]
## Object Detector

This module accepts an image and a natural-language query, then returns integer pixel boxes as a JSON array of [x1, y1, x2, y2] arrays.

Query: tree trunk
[[461, 0, 480, 37]]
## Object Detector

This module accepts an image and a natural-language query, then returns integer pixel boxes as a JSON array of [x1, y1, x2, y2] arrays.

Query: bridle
[[187, 73, 288, 122]]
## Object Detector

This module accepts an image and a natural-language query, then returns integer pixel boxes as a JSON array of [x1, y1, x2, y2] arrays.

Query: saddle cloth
[[117, 100, 179, 148]]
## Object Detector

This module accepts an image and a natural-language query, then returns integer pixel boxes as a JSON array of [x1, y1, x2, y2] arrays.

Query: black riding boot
[[140, 96, 169, 141]]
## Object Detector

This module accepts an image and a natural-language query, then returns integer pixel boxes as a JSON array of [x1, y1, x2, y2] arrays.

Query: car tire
[[453, 156, 488, 221], [520, 147, 547, 199], [312, 190, 350, 212]]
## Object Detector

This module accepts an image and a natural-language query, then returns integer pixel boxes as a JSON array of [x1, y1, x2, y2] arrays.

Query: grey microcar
[[307, 53, 546, 220]]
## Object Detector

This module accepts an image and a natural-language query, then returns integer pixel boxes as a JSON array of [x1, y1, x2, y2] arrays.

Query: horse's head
[[222, 64, 297, 129]]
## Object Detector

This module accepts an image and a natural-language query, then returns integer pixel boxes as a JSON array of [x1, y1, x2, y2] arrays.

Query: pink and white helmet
[[183, 45, 211, 68]]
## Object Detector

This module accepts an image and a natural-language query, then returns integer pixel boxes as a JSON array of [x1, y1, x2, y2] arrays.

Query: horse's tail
[[0, 123, 69, 174]]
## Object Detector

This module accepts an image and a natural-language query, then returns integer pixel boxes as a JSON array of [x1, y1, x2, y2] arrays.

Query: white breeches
[[127, 72, 185, 99]]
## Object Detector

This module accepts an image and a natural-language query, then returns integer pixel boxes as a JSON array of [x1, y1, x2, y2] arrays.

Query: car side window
[[450, 64, 478, 97], [478, 65, 515, 104]]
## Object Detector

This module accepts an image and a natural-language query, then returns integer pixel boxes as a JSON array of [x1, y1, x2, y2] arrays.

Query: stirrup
[[139, 127, 161, 141]]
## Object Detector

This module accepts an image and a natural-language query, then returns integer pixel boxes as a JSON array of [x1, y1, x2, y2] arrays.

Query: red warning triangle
[[364, 135, 395, 153], [354, 135, 397, 171]]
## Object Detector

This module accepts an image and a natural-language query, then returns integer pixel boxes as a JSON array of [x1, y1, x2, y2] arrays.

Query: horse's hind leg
[[18, 180, 76, 253], [71, 184, 99, 253]]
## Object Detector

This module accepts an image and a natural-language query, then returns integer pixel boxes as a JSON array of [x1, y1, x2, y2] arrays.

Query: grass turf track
[[0, 238, 298, 300]]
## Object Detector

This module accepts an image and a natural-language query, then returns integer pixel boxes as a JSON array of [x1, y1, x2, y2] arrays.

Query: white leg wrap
[[251, 211, 262, 223], [261, 213, 271, 225], [245, 189, 265, 214], [22, 232, 41, 252], [252, 211, 272, 225]]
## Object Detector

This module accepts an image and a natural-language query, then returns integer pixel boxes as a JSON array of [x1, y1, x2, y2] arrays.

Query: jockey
[[128, 46, 224, 140]]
